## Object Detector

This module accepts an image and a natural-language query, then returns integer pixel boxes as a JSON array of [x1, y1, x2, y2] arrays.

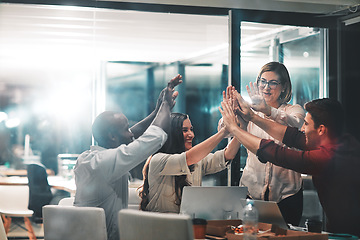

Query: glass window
[[102, 11, 229, 182]]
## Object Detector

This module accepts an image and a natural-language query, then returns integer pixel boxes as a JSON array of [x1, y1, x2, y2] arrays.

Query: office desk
[[0, 176, 76, 195], [0, 168, 54, 177]]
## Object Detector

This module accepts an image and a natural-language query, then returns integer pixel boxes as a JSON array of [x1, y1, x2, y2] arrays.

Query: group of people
[[73, 62, 360, 240]]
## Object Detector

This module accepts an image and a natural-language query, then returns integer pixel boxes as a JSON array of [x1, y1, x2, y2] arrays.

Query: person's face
[[301, 113, 321, 149], [111, 113, 135, 147], [182, 118, 194, 151], [257, 71, 284, 108]]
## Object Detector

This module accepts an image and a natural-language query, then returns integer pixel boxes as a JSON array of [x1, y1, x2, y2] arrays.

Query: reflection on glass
[[0, 4, 229, 176], [104, 11, 229, 183], [283, 34, 321, 107]]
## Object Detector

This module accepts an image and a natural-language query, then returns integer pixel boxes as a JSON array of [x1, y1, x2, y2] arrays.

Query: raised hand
[[233, 90, 254, 122], [167, 74, 183, 89], [219, 99, 238, 133], [246, 82, 271, 116], [164, 74, 183, 109], [218, 86, 236, 136], [156, 74, 182, 110]]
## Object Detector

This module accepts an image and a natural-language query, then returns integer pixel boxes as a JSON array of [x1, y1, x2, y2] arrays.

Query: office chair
[[43, 205, 107, 240], [118, 209, 194, 240], [27, 163, 53, 223], [128, 187, 141, 210], [0, 185, 37, 240], [1, 217, 8, 240], [58, 197, 75, 206]]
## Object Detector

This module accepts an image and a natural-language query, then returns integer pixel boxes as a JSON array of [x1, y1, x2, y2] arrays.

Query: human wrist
[[161, 101, 171, 109], [265, 106, 272, 117]]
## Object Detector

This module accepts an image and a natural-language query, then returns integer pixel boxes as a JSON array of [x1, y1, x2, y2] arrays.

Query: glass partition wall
[[0, 3, 327, 189], [0, 3, 230, 180], [103, 10, 229, 182]]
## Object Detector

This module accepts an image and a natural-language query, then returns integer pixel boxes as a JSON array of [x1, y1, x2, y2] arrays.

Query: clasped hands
[[218, 85, 256, 134]]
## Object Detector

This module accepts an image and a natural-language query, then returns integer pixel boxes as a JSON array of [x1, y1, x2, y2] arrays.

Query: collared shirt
[[146, 149, 229, 213], [257, 127, 360, 237], [240, 103, 305, 202], [74, 125, 167, 240]]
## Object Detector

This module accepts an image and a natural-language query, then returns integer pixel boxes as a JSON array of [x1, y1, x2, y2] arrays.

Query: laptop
[[239, 199, 288, 229], [179, 186, 248, 220]]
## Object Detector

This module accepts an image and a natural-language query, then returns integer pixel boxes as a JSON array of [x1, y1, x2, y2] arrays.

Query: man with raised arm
[[219, 87, 360, 237], [74, 75, 182, 240]]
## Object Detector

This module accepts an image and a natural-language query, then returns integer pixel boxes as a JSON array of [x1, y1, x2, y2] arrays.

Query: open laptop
[[180, 186, 248, 220], [239, 199, 288, 229]]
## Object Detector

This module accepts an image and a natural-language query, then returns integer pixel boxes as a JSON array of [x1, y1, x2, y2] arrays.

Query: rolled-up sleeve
[[201, 149, 229, 175], [269, 104, 305, 128], [150, 152, 191, 176]]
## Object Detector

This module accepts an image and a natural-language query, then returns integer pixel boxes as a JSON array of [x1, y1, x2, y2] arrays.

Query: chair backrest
[[128, 187, 141, 210], [27, 163, 53, 219], [58, 197, 75, 206], [118, 209, 194, 240], [43, 205, 107, 240], [0, 185, 33, 217], [0, 217, 8, 240]]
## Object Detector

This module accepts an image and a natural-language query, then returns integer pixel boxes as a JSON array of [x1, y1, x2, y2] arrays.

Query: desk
[[0, 176, 76, 195], [48, 176, 76, 194], [0, 168, 55, 177]]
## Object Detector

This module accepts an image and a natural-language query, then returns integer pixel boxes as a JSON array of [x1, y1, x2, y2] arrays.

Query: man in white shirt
[[74, 75, 182, 240]]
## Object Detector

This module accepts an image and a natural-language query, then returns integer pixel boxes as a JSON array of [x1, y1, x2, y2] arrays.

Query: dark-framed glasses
[[257, 79, 281, 89]]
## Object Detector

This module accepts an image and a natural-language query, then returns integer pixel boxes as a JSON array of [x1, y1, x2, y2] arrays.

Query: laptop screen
[[239, 199, 288, 229], [179, 186, 248, 220]]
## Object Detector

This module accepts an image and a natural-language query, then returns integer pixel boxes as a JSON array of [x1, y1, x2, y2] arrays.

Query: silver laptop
[[180, 186, 248, 220], [239, 199, 288, 229]]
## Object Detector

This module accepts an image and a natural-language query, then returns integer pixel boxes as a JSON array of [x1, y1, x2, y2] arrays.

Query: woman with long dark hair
[[139, 111, 241, 213]]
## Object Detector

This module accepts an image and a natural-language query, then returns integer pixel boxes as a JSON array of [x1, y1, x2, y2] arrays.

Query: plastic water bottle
[[243, 199, 258, 240]]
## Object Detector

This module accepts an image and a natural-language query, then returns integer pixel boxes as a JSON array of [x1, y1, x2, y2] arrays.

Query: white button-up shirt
[[240, 103, 305, 202], [74, 125, 167, 240]]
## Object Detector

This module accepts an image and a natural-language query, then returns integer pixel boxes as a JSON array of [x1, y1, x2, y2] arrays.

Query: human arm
[[224, 137, 241, 161], [185, 86, 241, 166], [130, 74, 182, 138], [185, 128, 229, 166], [91, 125, 168, 183], [257, 138, 332, 175], [220, 100, 330, 175]]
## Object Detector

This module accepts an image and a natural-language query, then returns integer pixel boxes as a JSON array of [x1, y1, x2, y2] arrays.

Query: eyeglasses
[[257, 79, 281, 89]]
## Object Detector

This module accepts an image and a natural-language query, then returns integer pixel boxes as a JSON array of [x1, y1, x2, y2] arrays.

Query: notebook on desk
[[179, 186, 248, 220], [239, 199, 288, 229]]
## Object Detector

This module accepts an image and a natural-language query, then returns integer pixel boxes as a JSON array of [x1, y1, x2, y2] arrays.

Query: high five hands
[[219, 86, 255, 133]]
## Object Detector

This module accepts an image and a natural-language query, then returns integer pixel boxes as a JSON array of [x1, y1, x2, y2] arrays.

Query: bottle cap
[[246, 199, 254, 205]]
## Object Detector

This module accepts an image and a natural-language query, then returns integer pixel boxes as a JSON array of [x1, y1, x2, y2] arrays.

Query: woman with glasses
[[240, 62, 305, 226]]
